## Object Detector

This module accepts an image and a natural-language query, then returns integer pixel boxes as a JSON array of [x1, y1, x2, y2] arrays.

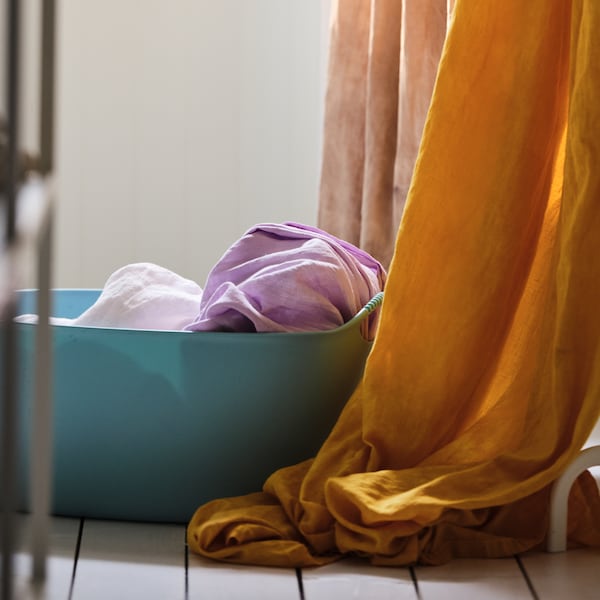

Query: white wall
[[53, 0, 330, 288]]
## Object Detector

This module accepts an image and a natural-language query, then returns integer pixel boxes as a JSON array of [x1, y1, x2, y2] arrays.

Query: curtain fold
[[318, 0, 448, 268], [187, 0, 600, 567]]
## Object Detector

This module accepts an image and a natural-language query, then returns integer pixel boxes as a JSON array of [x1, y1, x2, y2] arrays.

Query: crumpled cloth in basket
[[15, 262, 203, 331], [16, 223, 386, 336], [185, 222, 386, 338]]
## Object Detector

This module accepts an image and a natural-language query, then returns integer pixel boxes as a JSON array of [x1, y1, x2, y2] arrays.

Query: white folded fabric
[[15, 262, 203, 331]]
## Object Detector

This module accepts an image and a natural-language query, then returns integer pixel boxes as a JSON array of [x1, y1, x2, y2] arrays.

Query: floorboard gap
[[295, 568, 305, 600], [409, 565, 422, 599], [183, 529, 189, 600], [515, 555, 540, 600], [67, 517, 84, 600]]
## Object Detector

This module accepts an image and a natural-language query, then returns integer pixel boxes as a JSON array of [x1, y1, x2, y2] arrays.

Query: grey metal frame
[[1, 1, 56, 598]]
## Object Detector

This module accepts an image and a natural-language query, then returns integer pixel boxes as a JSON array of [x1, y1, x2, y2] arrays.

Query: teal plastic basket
[[14, 289, 383, 523]]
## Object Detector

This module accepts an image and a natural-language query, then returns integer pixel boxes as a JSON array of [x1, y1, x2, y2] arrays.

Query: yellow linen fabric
[[187, 0, 600, 566]]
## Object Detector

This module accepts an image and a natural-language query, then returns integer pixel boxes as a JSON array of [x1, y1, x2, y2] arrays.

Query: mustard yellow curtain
[[187, 0, 600, 566]]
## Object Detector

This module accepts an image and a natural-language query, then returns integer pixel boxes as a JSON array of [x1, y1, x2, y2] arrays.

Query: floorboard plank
[[414, 557, 534, 599], [520, 548, 600, 600], [301, 558, 418, 600], [70, 520, 186, 600], [12, 515, 79, 600], [187, 553, 301, 600]]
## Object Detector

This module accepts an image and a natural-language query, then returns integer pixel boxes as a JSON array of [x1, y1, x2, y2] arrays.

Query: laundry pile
[[16, 222, 386, 337]]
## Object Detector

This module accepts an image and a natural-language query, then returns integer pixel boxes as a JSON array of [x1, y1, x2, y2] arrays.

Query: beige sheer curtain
[[318, 0, 454, 268]]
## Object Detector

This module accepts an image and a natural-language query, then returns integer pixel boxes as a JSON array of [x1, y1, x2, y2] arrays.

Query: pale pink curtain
[[318, 0, 453, 268]]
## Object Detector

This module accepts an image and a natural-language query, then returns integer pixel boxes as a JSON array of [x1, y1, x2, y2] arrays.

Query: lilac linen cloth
[[16, 263, 203, 330], [185, 222, 386, 338]]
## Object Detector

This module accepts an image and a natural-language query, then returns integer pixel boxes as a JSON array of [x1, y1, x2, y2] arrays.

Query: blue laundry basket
[[13, 289, 383, 523]]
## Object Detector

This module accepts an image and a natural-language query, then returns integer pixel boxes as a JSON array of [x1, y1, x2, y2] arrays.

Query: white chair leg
[[547, 445, 600, 552]]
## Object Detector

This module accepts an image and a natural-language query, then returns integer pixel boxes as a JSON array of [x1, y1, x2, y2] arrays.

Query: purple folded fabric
[[185, 222, 386, 338]]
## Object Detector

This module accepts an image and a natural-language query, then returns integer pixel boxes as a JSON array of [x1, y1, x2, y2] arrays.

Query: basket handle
[[353, 291, 384, 322], [346, 292, 384, 342]]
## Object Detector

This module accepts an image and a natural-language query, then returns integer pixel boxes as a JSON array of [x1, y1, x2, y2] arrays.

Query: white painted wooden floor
[[8, 425, 600, 600], [7, 510, 599, 600]]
